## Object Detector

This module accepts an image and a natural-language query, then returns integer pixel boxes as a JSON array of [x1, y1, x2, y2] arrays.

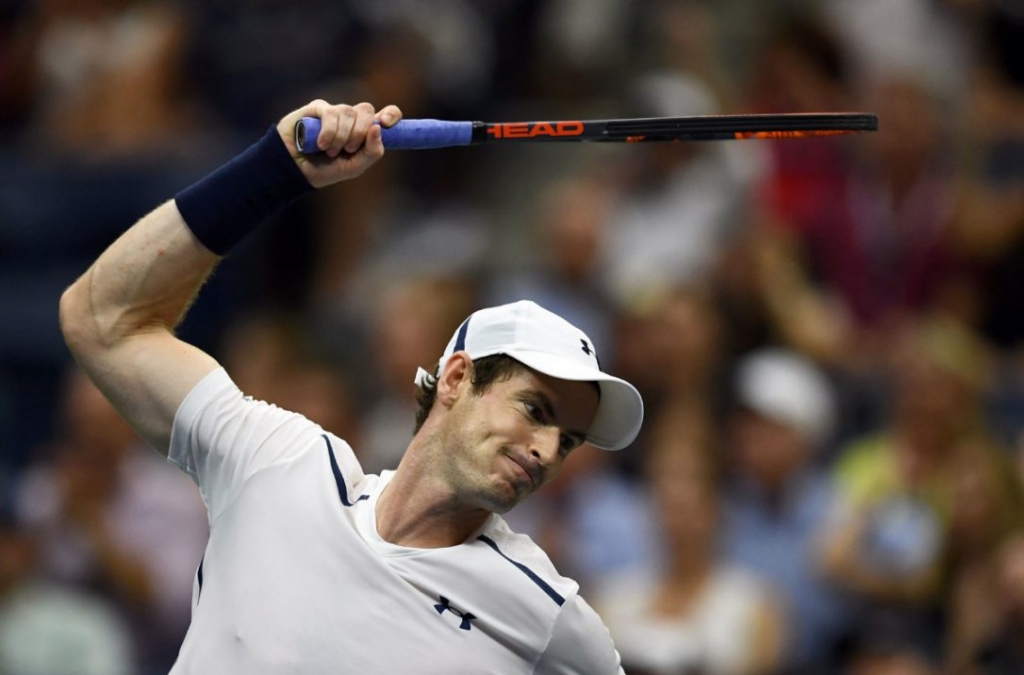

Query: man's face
[[438, 360, 600, 514], [732, 409, 809, 491]]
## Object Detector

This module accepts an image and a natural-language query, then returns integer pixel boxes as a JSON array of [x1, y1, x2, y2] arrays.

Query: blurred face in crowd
[[539, 178, 608, 284], [649, 432, 719, 555], [998, 535, 1024, 620], [650, 288, 723, 391], [890, 325, 979, 448], [54, 370, 137, 505], [732, 409, 810, 495], [375, 279, 473, 395], [949, 441, 1022, 558], [895, 356, 968, 426], [863, 76, 942, 188], [0, 524, 34, 594], [62, 369, 136, 460], [846, 652, 936, 675]]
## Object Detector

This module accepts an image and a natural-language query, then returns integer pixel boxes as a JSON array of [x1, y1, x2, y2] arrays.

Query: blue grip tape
[[295, 117, 473, 152], [381, 119, 473, 149]]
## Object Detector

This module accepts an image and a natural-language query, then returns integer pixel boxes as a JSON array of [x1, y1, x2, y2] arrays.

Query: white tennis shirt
[[166, 368, 623, 674]]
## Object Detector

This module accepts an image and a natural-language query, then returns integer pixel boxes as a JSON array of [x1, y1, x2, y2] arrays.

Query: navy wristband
[[175, 126, 315, 256]]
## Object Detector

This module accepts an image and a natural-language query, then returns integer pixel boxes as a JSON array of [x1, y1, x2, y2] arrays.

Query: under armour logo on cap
[[580, 339, 592, 356], [434, 596, 476, 631]]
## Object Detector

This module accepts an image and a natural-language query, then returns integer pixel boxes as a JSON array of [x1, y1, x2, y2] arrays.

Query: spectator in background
[[938, 4, 1024, 442], [820, 315, 995, 664], [183, 0, 360, 135], [358, 276, 476, 473], [610, 283, 733, 484], [217, 310, 363, 452], [965, 533, 1024, 673], [730, 13, 860, 367], [840, 623, 939, 675], [596, 404, 785, 675], [486, 173, 618, 357], [0, 0, 212, 470], [600, 70, 765, 308], [843, 74, 972, 327], [749, 31, 983, 380], [275, 357, 362, 453], [721, 347, 852, 673], [217, 310, 311, 405], [823, 0, 974, 101], [295, 17, 496, 315], [24, 0, 195, 158], [533, 0, 639, 99], [0, 508, 133, 675], [942, 439, 1024, 674], [14, 366, 208, 672], [0, 0, 35, 132], [614, 284, 730, 447]]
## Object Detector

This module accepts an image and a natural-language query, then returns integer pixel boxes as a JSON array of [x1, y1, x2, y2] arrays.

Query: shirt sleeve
[[535, 593, 624, 675], [167, 368, 363, 521]]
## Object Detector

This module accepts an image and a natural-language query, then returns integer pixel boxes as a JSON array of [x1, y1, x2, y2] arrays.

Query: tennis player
[[59, 100, 644, 673]]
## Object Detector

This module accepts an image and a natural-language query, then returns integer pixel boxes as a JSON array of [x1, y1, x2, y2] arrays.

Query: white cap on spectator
[[736, 348, 836, 444]]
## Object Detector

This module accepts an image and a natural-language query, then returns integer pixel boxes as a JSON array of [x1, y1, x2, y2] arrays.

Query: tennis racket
[[295, 112, 877, 152]]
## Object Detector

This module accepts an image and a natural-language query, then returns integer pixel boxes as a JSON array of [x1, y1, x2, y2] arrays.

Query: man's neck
[[375, 451, 491, 549]]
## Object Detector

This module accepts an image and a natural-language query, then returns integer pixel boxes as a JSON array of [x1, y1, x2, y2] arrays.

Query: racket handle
[[295, 117, 473, 152]]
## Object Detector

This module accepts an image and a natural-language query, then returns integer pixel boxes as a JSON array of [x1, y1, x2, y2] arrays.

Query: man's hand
[[277, 100, 403, 189]]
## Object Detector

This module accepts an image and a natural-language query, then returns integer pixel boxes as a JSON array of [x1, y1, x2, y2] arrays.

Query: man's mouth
[[504, 452, 539, 489]]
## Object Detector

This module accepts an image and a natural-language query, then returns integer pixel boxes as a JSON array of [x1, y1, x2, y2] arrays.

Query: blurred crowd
[[3, 0, 1024, 673]]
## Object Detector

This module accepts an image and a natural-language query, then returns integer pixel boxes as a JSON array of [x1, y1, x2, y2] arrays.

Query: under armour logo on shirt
[[434, 596, 476, 630]]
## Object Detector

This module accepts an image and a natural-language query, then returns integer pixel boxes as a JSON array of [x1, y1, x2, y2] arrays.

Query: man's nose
[[529, 425, 560, 465]]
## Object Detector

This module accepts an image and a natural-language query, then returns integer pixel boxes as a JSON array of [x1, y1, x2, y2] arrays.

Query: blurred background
[[3, 0, 1024, 673]]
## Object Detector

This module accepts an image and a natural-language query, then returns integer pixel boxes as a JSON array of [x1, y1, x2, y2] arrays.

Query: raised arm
[[59, 101, 401, 455]]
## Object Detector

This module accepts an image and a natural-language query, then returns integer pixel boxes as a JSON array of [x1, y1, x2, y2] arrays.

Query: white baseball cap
[[417, 300, 644, 451], [735, 348, 836, 445]]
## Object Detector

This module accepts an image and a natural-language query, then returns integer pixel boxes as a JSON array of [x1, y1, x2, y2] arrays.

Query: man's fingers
[[327, 106, 357, 158], [377, 105, 403, 128], [284, 101, 403, 156], [282, 100, 400, 187], [317, 110, 338, 156], [345, 103, 377, 154], [361, 124, 385, 162], [297, 100, 332, 151]]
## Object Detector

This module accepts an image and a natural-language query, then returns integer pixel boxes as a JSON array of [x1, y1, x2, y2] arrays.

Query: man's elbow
[[59, 275, 100, 356]]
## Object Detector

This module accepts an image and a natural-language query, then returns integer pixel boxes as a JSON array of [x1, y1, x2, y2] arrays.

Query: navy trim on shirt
[[323, 435, 369, 508], [477, 534, 565, 606]]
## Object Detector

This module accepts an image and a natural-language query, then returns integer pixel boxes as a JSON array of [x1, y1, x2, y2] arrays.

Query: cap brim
[[507, 349, 644, 451]]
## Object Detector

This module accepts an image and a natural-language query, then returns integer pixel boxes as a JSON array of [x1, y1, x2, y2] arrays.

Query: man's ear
[[436, 352, 473, 408]]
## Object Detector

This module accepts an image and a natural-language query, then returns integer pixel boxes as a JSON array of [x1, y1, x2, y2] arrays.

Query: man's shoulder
[[469, 517, 579, 610]]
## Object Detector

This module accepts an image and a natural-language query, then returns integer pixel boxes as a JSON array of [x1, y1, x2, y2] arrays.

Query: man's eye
[[524, 402, 544, 422], [559, 434, 576, 456]]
